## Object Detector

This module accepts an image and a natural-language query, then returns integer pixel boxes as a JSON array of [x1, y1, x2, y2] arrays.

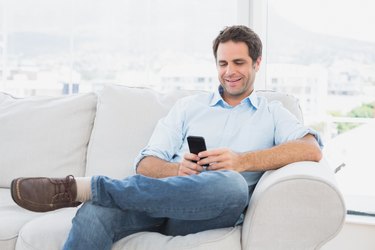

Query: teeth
[[226, 78, 240, 82]]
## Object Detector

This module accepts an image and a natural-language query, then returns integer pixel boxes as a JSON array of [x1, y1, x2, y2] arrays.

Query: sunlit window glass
[[267, 0, 375, 215], [0, 0, 238, 96]]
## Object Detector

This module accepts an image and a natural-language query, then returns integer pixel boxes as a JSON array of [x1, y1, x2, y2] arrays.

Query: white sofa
[[0, 84, 346, 250]]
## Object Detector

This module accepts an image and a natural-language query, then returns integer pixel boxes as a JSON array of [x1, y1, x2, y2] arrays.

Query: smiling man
[[215, 35, 261, 106], [11, 25, 322, 250]]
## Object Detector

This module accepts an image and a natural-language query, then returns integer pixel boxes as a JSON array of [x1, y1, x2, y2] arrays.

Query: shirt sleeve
[[133, 99, 186, 169], [271, 101, 324, 148]]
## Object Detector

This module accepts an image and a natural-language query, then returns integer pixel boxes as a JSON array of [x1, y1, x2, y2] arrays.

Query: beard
[[220, 78, 253, 98]]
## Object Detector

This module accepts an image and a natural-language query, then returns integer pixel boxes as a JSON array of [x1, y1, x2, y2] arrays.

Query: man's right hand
[[178, 153, 205, 176]]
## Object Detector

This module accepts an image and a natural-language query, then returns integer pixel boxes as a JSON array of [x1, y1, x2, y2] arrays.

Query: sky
[[270, 0, 375, 43], [4, 0, 373, 43]]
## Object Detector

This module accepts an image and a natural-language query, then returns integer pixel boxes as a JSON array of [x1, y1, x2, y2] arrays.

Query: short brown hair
[[213, 25, 262, 62]]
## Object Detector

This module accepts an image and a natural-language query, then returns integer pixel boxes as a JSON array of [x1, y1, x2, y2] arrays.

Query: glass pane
[[267, 0, 375, 214], [1, 0, 73, 96], [0, 0, 238, 96]]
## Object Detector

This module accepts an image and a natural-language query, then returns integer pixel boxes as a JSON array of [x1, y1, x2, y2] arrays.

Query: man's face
[[216, 41, 261, 105]]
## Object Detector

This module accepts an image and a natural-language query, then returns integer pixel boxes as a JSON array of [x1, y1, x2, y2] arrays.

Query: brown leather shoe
[[11, 175, 81, 212]]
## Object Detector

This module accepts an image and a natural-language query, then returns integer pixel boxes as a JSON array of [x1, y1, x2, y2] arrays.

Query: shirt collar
[[209, 86, 259, 109], [209, 86, 223, 106]]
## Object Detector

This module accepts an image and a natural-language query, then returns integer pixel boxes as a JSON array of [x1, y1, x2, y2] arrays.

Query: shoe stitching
[[16, 179, 21, 200]]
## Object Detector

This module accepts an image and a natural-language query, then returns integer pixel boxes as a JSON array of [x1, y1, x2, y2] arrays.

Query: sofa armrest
[[241, 160, 346, 250]]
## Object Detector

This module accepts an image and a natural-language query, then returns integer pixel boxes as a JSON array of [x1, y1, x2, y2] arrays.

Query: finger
[[183, 168, 200, 175], [187, 162, 205, 173], [194, 164, 205, 172], [183, 156, 206, 172], [198, 148, 227, 158], [206, 162, 229, 171], [184, 152, 200, 162], [180, 163, 201, 175], [198, 155, 223, 166]]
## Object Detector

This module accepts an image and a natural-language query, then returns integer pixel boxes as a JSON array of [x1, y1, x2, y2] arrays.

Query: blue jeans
[[63, 170, 250, 250]]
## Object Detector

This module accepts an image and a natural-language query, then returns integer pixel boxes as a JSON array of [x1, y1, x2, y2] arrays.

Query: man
[[11, 25, 322, 250]]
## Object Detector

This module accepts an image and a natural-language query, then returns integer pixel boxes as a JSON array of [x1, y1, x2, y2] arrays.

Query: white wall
[[322, 215, 375, 250]]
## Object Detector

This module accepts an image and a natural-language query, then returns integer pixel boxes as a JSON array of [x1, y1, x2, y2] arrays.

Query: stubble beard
[[221, 78, 253, 99]]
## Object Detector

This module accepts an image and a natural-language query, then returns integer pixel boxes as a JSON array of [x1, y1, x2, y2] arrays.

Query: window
[[266, 0, 375, 215], [0, 0, 241, 96]]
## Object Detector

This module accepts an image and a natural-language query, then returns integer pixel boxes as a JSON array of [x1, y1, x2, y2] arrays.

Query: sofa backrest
[[0, 85, 303, 185], [256, 90, 303, 123], [0, 92, 97, 188], [85, 85, 303, 179], [85, 85, 197, 179]]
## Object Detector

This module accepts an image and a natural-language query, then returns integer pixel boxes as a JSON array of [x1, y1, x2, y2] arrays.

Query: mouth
[[224, 77, 242, 86]]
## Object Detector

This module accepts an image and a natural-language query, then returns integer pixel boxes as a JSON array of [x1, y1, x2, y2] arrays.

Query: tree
[[336, 102, 374, 134]]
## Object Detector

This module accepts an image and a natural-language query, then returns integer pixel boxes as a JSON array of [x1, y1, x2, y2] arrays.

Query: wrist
[[168, 162, 180, 176], [238, 152, 253, 171]]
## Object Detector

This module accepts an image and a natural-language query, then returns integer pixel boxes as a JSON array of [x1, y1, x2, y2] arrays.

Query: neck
[[222, 90, 253, 107], [223, 95, 242, 107]]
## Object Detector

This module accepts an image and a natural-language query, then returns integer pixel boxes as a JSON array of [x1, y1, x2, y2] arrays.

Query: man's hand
[[138, 134, 321, 178], [178, 153, 205, 176], [197, 148, 246, 172], [196, 134, 322, 173]]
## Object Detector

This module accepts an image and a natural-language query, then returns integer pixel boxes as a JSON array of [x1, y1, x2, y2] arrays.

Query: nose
[[225, 64, 235, 75]]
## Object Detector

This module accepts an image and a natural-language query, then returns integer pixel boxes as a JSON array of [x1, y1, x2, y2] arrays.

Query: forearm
[[240, 134, 322, 172], [136, 156, 179, 178]]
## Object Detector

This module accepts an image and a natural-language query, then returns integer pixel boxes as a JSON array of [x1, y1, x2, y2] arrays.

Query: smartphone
[[187, 136, 208, 168]]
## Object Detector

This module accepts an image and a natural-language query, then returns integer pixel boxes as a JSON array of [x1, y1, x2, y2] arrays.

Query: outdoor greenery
[[335, 102, 375, 134]]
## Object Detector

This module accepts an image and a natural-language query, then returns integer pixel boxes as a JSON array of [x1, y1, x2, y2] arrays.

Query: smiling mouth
[[225, 78, 242, 85]]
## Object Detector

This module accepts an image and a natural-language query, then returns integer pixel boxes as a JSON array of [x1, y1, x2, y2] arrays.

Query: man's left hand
[[197, 148, 246, 172]]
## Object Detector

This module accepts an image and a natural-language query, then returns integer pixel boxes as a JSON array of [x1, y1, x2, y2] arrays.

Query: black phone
[[187, 136, 207, 155], [187, 136, 208, 168]]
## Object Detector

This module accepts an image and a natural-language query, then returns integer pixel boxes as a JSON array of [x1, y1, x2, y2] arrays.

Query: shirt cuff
[[133, 147, 170, 172], [295, 127, 324, 149]]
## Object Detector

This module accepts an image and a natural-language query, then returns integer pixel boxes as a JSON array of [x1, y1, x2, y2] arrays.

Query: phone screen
[[187, 136, 208, 168], [187, 136, 207, 154]]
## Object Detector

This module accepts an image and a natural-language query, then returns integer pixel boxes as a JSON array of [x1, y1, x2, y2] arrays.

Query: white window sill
[[346, 214, 375, 226]]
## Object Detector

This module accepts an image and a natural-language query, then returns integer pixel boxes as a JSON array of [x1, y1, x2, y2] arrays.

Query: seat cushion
[[113, 227, 241, 250], [0, 92, 97, 187], [16, 208, 241, 250], [0, 188, 42, 250], [16, 208, 78, 250]]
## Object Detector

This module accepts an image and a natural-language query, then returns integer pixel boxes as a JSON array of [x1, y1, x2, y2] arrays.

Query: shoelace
[[54, 175, 75, 201]]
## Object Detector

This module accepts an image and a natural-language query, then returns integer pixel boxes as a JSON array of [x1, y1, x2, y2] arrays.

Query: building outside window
[[266, 0, 375, 216], [0, 0, 238, 96]]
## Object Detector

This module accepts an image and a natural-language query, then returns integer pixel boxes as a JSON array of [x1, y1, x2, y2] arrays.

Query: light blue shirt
[[135, 87, 322, 187]]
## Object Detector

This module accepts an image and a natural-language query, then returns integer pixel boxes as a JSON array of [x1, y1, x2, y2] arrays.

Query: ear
[[254, 56, 262, 71]]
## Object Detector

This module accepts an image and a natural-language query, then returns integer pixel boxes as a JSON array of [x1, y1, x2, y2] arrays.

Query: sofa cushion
[[16, 208, 77, 250], [113, 227, 241, 250], [85, 85, 195, 178], [0, 92, 97, 188], [0, 188, 42, 250], [16, 207, 241, 250]]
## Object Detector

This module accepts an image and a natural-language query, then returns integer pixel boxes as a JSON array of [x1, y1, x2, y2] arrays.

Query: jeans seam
[[91, 176, 99, 202]]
